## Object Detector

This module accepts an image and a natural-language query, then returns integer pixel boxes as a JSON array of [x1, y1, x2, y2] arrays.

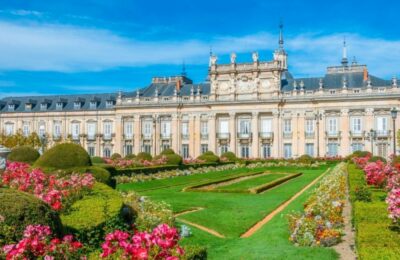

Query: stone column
[[188, 114, 195, 157], [134, 115, 141, 154], [154, 115, 160, 156], [252, 111, 259, 158], [297, 112, 305, 156], [292, 112, 300, 157], [272, 109, 280, 157], [340, 109, 350, 156], [365, 108, 374, 154], [319, 110, 326, 157], [114, 115, 123, 154], [194, 114, 201, 157], [229, 112, 236, 155], [208, 113, 216, 154], [171, 114, 179, 153]]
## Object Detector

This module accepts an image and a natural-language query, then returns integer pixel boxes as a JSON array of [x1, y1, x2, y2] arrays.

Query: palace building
[[0, 27, 399, 159]]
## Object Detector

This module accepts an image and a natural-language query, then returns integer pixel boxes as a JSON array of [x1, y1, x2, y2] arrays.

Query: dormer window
[[74, 102, 81, 110], [25, 104, 32, 111], [90, 101, 97, 109], [8, 104, 15, 111], [105, 100, 114, 108], [40, 103, 47, 111], [56, 102, 63, 110]]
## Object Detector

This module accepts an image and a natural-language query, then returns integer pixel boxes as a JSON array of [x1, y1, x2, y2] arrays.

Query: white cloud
[[0, 20, 399, 78]]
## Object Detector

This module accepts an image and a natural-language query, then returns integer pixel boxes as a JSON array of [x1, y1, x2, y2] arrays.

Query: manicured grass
[[348, 164, 400, 260], [216, 173, 287, 191]]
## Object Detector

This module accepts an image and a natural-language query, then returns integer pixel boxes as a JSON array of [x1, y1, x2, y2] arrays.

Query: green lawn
[[215, 173, 289, 192], [118, 164, 338, 259]]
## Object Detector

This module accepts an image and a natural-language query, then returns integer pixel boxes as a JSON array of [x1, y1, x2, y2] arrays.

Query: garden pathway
[[240, 167, 331, 238], [332, 181, 357, 259]]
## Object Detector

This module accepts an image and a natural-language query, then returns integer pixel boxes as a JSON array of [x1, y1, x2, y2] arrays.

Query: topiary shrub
[[297, 154, 314, 164], [136, 152, 152, 161], [154, 153, 183, 165], [220, 151, 237, 162], [91, 156, 104, 164], [124, 154, 136, 160], [197, 151, 219, 163], [111, 153, 122, 160], [7, 145, 40, 164], [0, 188, 63, 243], [34, 143, 92, 169], [369, 156, 387, 163], [160, 148, 176, 155]]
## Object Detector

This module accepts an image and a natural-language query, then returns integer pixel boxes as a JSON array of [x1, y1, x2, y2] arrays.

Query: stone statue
[[230, 53, 236, 64], [210, 55, 217, 66], [252, 52, 259, 62]]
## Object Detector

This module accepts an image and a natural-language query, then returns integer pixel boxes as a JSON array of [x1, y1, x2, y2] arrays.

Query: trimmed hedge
[[7, 145, 40, 164], [296, 154, 314, 164], [59, 166, 115, 188], [136, 152, 152, 161], [183, 245, 207, 260], [0, 188, 63, 242], [91, 156, 104, 164], [34, 143, 92, 169], [160, 148, 176, 155], [197, 151, 219, 163], [348, 163, 400, 259], [124, 153, 136, 160], [220, 151, 237, 162], [111, 153, 122, 160], [61, 183, 123, 246], [249, 172, 302, 194]]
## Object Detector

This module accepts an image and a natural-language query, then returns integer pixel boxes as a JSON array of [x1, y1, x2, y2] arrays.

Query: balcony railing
[[376, 130, 391, 138], [72, 134, 80, 141], [283, 132, 292, 139], [103, 134, 113, 141], [305, 131, 315, 139], [216, 133, 230, 139], [87, 134, 96, 141], [123, 134, 133, 140], [53, 134, 62, 141], [181, 134, 189, 140], [259, 132, 273, 139], [200, 133, 209, 140], [160, 133, 172, 140], [350, 131, 364, 138], [237, 132, 252, 139], [142, 134, 152, 140], [326, 131, 341, 138]]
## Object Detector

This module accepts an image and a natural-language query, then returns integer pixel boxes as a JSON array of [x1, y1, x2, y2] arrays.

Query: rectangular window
[[87, 123, 96, 139], [201, 144, 208, 154], [351, 143, 363, 153], [181, 122, 189, 139], [124, 122, 133, 139], [239, 120, 251, 134], [73, 102, 81, 110], [88, 147, 95, 157], [201, 121, 208, 135], [56, 102, 63, 110], [219, 120, 229, 133], [261, 118, 272, 133], [105, 101, 114, 108], [54, 122, 61, 137], [38, 124, 46, 137], [161, 121, 171, 137], [143, 144, 152, 154], [284, 143, 292, 158], [182, 144, 189, 159], [376, 117, 388, 133], [220, 144, 228, 155], [40, 103, 47, 111], [89, 101, 97, 109], [377, 143, 388, 157], [262, 144, 271, 158], [327, 143, 338, 157], [23, 124, 30, 136], [327, 118, 338, 134], [8, 104, 15, 111], [283, 119, 292, 133], [305, 119, 314, 133], [240, 145, 250, 158], [124, 144, 133, 156], [71, 123, 80, 139], [103, 122, 112, 139], [142, 120, 152, 138], [305, 143, 314, 156], [351, 117, 362, 133]]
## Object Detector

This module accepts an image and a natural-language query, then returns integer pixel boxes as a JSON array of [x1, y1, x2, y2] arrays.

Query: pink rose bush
[[182, 157, 206, 164], [363, 160, 391, 188], [104, 156, 168, 169], [2, 225, 85, 260], [386, 188, 400, 223], [100, 224, 184, 259], [0, 162, 95, 211]]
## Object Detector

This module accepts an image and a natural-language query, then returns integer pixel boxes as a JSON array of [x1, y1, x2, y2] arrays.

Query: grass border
[[249, 172, 303, 194]]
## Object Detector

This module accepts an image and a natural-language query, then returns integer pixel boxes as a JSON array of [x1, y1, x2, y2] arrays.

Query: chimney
[[363, 68, 368, 82], [176, 79, 181, 92]]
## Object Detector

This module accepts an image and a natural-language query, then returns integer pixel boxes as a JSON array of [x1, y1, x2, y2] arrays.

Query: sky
[[0, 0, 400, 97]]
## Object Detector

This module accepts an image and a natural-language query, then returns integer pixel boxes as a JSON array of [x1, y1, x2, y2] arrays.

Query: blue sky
[[0, 0, 399, 97]]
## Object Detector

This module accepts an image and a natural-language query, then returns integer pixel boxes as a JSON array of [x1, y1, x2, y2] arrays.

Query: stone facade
[[1, 33, 399, 159]]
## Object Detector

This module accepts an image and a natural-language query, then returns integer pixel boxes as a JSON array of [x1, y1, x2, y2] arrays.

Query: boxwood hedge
[[7, 145, 40, 164]]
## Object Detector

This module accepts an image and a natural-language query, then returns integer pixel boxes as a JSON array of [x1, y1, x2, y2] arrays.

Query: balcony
[[216, 133, 230, 139], [103, 134, 113, 141], [326, 131, 341, 138], [350, 131, 364, 138], [87, 134, 96, 141], [200, 133, 209, 140], [53, 134, 62, 141], [283, 131, 292, 139], [71, 134, 80, 141], [259, 132, 273, 140], [305, 131, 315, 139], [142, 134, 152, 140], [237, 132, 252, 139], [123, 134, 133, 140], [376, 130, 391, 138], [160, 133, 172, 140], [181, 134, 189, 140]]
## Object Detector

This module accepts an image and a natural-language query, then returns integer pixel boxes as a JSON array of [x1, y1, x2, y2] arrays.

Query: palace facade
[[1, 29, 399, 159]]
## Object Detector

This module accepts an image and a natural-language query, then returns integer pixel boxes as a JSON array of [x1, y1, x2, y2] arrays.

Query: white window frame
[[283, 119, 292, 133]]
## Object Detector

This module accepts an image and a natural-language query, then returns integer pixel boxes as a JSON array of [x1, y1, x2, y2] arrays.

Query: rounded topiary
[[124, 154, 136, 160], [155, 153, 182, 165], [220, 151, 237, 162], [7, 145, 40, 164], [34, 143, 92, 169], [111, 153, 122, 160], [369, 156, 386, 163], [197, 151, 219, 163], [91, 156, 105, 164], [87, 166, 112, 186], [136, 152, 152, 161], [160, 148, 175, 155], [0, 188, 63, 242], [297, 154, 314, 164]]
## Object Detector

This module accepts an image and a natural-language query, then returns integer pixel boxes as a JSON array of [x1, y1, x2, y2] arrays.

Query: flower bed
[[287, 163, 346, 247], [103, 156, 168, 169]]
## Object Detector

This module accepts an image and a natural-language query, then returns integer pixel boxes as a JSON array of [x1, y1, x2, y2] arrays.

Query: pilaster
[[229, 112, 236, 154], [340, 109, 350, 156], [208, 113, 216, 153], [251, 111, 259, 158], [134, 115, 141, 154]]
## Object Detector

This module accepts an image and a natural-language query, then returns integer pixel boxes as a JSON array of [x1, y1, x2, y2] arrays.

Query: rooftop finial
[[181, 61, 187, 77], [279, 20, 284, 50], [341, 37, 348, 66]]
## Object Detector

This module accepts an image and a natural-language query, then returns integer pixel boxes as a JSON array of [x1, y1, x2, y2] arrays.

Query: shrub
[[91, 156, 104, 164], [7, 145, 40, 164], [354, 185, 372, 202], [155, 153, 183, 165], [136, 152, 152, 161], [110, 153, 122, 160], [220, 151, 237, 162], [296, 154, 314, 164], [60, 166, 113, 187], [183, 245, 207, 260], [160, 148, 176, 155], [60, 183, 124, 248], [197, 151, 219, 163], [369, 156, 387, 163], [0, 188, 63, 243], [124, 153, 136, 160], [34, 143, 92, 169]]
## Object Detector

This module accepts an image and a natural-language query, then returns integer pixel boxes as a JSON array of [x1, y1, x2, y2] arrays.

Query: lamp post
[[369, 129, 376, 155], [314, 112, 322, 157], [391, 107, 398, 156]]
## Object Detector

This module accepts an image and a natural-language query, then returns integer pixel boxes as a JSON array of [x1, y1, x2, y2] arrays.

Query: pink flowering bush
[[182, 157, 206, 164], [100, 224, 184, 259], [0, 162, 95, 211], [2, 225, 85, 260], [353, 156, 371, 169], [386, 188, 400, 223], [103, 156, 168, 169], [363, 161, 389, 188]]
